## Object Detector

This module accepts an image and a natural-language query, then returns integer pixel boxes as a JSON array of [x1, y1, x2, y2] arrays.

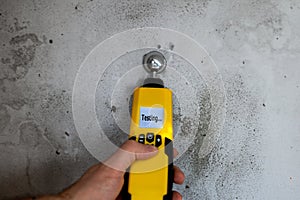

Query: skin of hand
[[24, 140, 185, 200]]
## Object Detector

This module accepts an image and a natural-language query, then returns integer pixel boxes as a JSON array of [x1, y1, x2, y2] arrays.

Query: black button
[[146, 133, 155, 143], [138, 134, 145, 144], [129, 136, 136, 141], [155, 135, 162, 147]]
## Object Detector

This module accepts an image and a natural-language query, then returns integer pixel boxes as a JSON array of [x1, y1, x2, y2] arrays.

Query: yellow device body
[[122, 87, 173, 200]]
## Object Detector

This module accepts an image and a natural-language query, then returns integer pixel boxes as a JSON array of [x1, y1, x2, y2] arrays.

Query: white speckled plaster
[[0, 0, 299, 199]]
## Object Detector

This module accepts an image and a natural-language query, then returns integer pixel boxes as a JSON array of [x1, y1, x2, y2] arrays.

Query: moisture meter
[[122, 51, 173, 200]]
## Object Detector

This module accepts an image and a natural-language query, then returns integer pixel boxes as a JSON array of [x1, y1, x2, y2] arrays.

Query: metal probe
[[143, 51, 167, 77]]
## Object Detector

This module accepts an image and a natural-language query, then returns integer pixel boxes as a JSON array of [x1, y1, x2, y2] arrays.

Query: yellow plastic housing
[[127, 87, 173, 200]]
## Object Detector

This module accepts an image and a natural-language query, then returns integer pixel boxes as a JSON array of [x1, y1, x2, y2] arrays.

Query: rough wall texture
[[0, 0, 300, 199]]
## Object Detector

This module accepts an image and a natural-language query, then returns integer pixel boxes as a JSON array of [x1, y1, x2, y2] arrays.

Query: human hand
[[28, 140, 185, 200]]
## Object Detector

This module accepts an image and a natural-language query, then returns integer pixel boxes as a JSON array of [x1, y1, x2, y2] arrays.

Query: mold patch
[[179, 0, 212, 16], [40, 89, 70, 112], [175, 69, 262, 199], [214, 71, 262, 199], [173, 88, 212, 199], [13, 18, 28, 32], [1, 33, 43, 81], [0, 17, 30, 33], [116, 1, 158, 22], [213, 0, 290, 51]]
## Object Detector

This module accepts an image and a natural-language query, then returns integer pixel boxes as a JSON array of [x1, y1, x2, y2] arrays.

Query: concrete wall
[[0, 0, 299, 199]]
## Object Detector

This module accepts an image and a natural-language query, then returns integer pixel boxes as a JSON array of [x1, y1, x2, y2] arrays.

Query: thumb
[[104, 140, 158, 172]]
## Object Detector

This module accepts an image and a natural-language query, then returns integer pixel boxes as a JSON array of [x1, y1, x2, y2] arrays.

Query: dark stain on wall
[[8, 33, 43, 80]]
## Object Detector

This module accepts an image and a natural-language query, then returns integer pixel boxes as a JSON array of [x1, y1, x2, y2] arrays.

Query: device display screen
[[139, 107, 164, 128]]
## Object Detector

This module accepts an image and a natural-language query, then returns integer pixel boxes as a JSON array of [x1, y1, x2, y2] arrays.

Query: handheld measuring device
[[122, 51, 174, 200]]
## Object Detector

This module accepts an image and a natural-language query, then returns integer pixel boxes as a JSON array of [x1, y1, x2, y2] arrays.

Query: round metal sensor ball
[[143, 51, 167, 74]]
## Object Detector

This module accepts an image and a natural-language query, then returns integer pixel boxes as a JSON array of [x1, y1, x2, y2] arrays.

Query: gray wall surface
[[0, 0, 300, 199]]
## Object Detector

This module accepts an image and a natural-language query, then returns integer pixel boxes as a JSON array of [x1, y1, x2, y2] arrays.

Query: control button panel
[[130, 133, 163, 147]]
